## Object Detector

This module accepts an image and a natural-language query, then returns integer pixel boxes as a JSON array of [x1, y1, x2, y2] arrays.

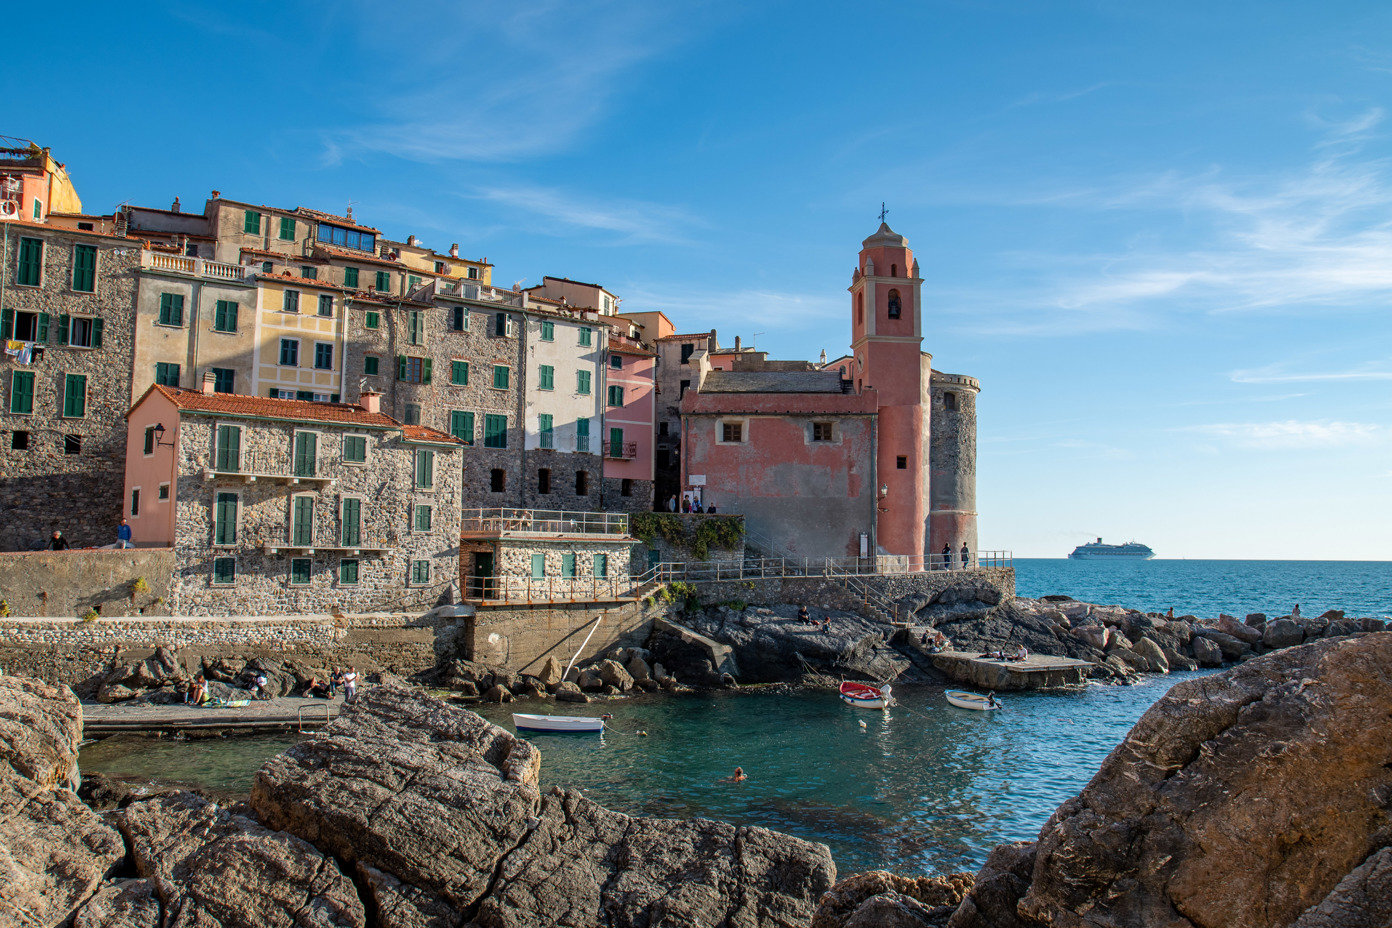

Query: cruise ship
[[1068, 538, 1155, 559]]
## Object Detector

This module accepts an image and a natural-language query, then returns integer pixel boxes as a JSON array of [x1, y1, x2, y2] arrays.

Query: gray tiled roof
[[699, 370, 846, 394]]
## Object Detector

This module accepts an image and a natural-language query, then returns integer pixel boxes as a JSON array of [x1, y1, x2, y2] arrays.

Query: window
[[467, 266, 479, 280], [290, 558, 312, 585], [562, 553, 576, 578], [540, 321, 554, 341], [659, 421, 670, 436], [343, 435, 367, 463], [316, 223, 374, 252], [339, 559, 359, 584], [609, 427, 624, 458], [435, 261, 447, 275], [210, 368, 235, 394], [10, 371, 34, 414], [397, 355, 431, 384], [722, 422, 743, 443], [414, 504, 432, 532], [891, 264, 898, 277], [531, 553, 545, 580], [2, 309, 47, 342], [344, 267, 360, 289], [492, 365, 509, 390], [944, 391, 959, 411], [576, 417, 590, 452], [316, 293, 332, 316], [490, 468, 506, 492], [17, 238, 42, 287], [812, 422, 834, 442], [64, 434, 81, 454], [269, 388, 294, 399], [279, 217, 295, 241], [406, 310, 423, 345], [364, 310, 379, 329], [32, 199, 41, 220], [129, 487, 140, 516], [214, 492, 238, 545], [243, 210, 261, 234], [72, 245, 97, 293], [185, 242, 197, 256], [593, 553, 608, 578], [680, 343, 694, 364], [364, 356, 379, 376], [608, 385, 624, 407], [144, 426, 156, 455], [155, 362, 180, 387], [279, 338, 299, 366], [408, 275, 421, 291], [679, 379, 690, 398], [292, 496, 314, 545], [297, 391, 314, 401], [896, 456, 908, 469], [213, 557, 236, 585], [215, 424, 242, 471], [450, 410, 474, 444], [576, 370, 591, 394], [611, 355, 623, 369], [62, 374, 86, 418], [484, 414, 507, 449], [374, 271, 390, 292], [158, 483, 169, 500], [414, 449, 435, 489], [578, 327, 593, 347], [451, 306, 467, 331], [262, 261, 273, 274], [538, 468, 551, 494], [159, 293, 185, 326], [214, 300, 238, 332], [538, 413, 555, 449], [621, 478, 633, 497], [494, 312, 507, 337], [575, 470, 589, 496], [451, 360, 469, 385], [888, 289, 902, 319], [298, 266, 317, 281], [403, 404, 420, 425], [410, 560, 431, 585], [293, 431, 318, 477], [283, 290, 300, 313], [314, 343, 333, 370], [538, 364, 554, 390], [11, 431, 29, 450], [341, 497, 361, 545]]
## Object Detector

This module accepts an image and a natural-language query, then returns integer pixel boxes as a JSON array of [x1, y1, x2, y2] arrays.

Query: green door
[[472, 551, 495, 599]]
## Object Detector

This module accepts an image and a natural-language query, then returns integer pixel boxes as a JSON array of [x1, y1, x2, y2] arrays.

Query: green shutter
[[72, 245, 96, 292], [345, 267, 359, 289], [293, 432, 318, 477], [10, 371, 34, 414], [293, 496, 314, 545], [343, 435, 366, 463], [340, 559, 359, 584], [62, 374, 86, 417], [415, 449, 434, 488], [18, 238, 42, 286], [484, 414, 507, 449], [35, 313, 48, 343], [577, 370, 590, 394], [451, 360, 467, 385], [57, 314, 69, 345], [562, 553, 576, 577], [341, 498, 361, 545], [244, 210, 260, 233], [279, 217, 295, 240], [450, 410, 474, 443], [539, 365, 553, 390], [215, 425, 242, 471], [415, 504, 432, 532], [397, 355, 408, 380], [215, 493, 238, 545], [541, 321, 554, 341], [531, 553, 545, 580], [213, 557, 236, 584], [91, 317, 103, 349], [594, 554, 607, 578], [364, 310, 379, 328], [291, 558, 311, 584], [1, 308, 11, 339], [610, 427, 624, 458], [422, 358, 432, 384]]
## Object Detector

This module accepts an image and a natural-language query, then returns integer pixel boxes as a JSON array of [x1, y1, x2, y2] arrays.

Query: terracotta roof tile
[[292, 207, 381, 234], [657, 333, 716, 342], [314, 244, 405, 269], [399, 424, 464, 445]]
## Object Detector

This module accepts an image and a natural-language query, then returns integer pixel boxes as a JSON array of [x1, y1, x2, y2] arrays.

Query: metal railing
[[205, 450, 348, 481], [260, 528, 393, 552], [462, 566, 660, 604], [605, 440, 639, 460], [460, 508, 629, 536], [653, 552, 1012, 582]]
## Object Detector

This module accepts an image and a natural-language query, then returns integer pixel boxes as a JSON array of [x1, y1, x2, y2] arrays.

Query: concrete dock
[[82, 696, 344, 736], [928, 650, 1092, 690]]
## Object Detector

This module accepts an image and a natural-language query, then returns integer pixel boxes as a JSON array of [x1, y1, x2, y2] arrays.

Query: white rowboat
[[840, 681, 893, 710], [512, 713, 605, 733], [945, 690, 1001, 711]]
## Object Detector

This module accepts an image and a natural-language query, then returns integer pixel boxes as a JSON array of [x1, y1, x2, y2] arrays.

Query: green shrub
[[129, 577, 150, 600], [0, 599, 10, 618], [80, 608, 100, 623]]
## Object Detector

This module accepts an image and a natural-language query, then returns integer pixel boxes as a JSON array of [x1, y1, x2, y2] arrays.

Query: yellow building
[[252, 272, 349, 401], [387, 235, 492, 288]]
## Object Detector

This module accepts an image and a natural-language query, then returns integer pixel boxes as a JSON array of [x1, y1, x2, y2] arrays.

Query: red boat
[[839, 681, 893, 709]]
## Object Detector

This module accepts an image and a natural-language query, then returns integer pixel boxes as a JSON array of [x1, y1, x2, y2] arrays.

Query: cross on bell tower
[[879, 202, 889, 223]]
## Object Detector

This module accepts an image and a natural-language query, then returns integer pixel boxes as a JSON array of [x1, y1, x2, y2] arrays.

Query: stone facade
[[929, 371, 980, 558], [688, 567, 1016, 617], [0, 223, 140, 550], [602, 476, 655, 513], [461, 535, 641, 602]]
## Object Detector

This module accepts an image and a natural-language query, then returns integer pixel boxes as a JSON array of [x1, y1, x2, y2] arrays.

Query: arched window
[[887, 289, 901, 319], [891, 264, 898, 277], [857, 292, 864, 326]]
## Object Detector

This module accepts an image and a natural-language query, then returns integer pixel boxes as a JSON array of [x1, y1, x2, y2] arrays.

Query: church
[[678, 222, 979, 563]]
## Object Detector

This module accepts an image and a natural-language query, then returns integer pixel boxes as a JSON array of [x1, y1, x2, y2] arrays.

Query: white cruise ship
[[1068, 537, 1155, 559]]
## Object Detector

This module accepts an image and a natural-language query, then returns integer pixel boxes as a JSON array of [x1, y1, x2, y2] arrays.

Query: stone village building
[[122, 385, 463, 615]]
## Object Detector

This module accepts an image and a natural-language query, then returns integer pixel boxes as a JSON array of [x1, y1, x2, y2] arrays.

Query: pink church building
[[680, 222, 979, 562]]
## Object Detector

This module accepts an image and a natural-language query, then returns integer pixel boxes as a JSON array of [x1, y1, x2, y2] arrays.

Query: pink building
[[602, 332, 656, 509], [680, 222, 979, 562]]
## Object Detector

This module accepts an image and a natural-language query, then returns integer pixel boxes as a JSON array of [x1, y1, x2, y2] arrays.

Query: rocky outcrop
[[812, 870, 975, 928], [949, 633, 1392, 928], [253, 686, 835, 927]]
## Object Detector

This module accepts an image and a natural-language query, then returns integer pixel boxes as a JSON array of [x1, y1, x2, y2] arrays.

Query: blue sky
[[8, 1, 1391, 558]]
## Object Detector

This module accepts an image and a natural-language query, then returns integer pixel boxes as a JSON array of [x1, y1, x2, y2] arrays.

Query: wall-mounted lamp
[[878, 484, 889, 512], [153, 424, 176, 448]]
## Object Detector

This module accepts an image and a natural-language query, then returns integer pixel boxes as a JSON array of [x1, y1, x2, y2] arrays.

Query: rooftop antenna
[[751, 332, 764, 350], [879, 202, 889, 223], [346, 199, 357, 221]]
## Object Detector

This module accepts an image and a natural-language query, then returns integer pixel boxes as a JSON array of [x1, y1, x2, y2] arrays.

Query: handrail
[[461, 508, 629, 537]]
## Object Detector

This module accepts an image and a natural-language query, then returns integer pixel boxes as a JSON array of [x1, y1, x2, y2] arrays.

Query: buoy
[[858, 719, 867, 729]]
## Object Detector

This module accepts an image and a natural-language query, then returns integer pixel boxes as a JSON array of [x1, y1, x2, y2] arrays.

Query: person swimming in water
[[723, 767, 747, 783]]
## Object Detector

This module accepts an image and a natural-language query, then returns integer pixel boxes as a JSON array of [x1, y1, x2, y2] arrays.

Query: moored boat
[[945, 690, 1001, 711], [512, 713, 605, 733], [839, 681, 893, 709]]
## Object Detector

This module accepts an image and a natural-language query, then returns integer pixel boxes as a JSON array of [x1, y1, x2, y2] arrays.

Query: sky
[[5, 1, 1391, 559]]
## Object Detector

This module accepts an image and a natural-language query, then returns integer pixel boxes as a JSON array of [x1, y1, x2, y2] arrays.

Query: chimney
[[171, 196, 181, 213], [734, 336, 741, 351], [360, 389, 381, 414], [201, 370, 217, 395], [709, 328, 718, 350], [211, 190, 221, 199], [407, 235, 418, 247], [449, 243, 459, 257]]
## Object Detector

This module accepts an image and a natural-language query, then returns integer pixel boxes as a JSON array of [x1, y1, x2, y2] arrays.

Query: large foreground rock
[[253, 686, 835, 927], [951, 632, 1392, 928]]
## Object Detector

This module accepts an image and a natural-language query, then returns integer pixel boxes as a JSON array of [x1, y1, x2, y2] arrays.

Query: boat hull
[[839, 681, 892, 710], [945, 690, 1000, 711], [839, 693, 891, 710], [512, 713, 605, 733]]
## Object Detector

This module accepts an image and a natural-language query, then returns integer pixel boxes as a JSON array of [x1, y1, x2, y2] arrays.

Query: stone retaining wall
[[691, 566, 1015, 617], [465, 598, 662, 675], [0, 548, 175, 618]]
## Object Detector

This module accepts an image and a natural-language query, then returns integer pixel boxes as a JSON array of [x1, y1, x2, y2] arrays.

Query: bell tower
[[849, 221, 929, 558]]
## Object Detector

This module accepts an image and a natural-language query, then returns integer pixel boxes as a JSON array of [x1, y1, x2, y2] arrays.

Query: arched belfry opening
[[887, 289, 901, 319], [890, 264, 898, 277]]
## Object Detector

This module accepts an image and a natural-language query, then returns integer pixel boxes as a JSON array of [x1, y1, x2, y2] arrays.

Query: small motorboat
[[839, 681, 893, 710], [512, 713, 605, 733], [945, 690, 1001, 711]]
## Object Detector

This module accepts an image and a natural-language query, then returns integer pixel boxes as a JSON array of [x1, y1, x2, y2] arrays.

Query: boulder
[[96, 683, 140, 704], [356, 863, 460, 928], [0, 675, 84, 791], [1104, 633, 1132, 653], [576, 669, 604, 693], [1319, 609, 1346, 621], [1246, 612, 1267, 627], [1191, 635, 1224, 667], [652, 661, 670, 683], [481, 684, 513, 703], [1130, 636, 1169, 673], [986, 635, 1392, 928], [600, 684, 621, 696], [553, 682, 589, 704], [1218, 614, 1263, 645], [596, 658, 635, 692], [812, 870, 972, 928], [1263, 617, 1305, 649], [1071, 625, 1108, 651], [1162, 647, 1198, 672], [1111, 648, 1152, 673], [535, 656, 564, 688], [947, 841, 1036, 928], [252, 686, 835, 927], [626, 653, 652, 683], [73, 878, 162, 928], [1325, 619, 1360, 638], [1193, 627, 1250, 661], [1362, 617, 1386, 633]]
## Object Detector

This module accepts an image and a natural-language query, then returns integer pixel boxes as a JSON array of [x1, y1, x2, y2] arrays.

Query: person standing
[[941, 543, 952, 570], [666, 495, 678, 512], [47, 531, 69, 551], [960, 542, 971, 569], [116, 519, 133, 549], [343, 666, 358, 704]]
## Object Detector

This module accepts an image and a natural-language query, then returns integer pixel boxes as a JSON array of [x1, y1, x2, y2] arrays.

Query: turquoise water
[[80, 733, 304, 801], [1015, 558, 1392, 619]]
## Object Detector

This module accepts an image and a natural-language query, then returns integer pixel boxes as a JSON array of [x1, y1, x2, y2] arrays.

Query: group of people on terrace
[[938, 542, 973, 570]]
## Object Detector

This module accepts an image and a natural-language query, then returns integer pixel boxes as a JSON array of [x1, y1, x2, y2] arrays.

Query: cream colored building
[[252, 273, 349, 401]]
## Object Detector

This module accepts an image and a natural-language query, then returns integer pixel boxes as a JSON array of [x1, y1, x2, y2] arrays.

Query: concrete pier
[[929, 650, 1092, 690], [82, 696, 343, 736]]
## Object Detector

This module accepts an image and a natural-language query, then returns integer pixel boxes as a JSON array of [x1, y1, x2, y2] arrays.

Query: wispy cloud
[[1230, 362, 1392, 383], [1181, 419, 1384, 450], [1009, 82, 1112, 109], [466, 185, 701, 245]]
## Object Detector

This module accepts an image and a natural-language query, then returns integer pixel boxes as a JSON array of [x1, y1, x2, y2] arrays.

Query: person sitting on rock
[[798, 606, 811, 625], [1013, 645, 1029, 662], [1291, 603, 1301, 618], [189, 676, 210, 706], [305, 678, 331, 699]]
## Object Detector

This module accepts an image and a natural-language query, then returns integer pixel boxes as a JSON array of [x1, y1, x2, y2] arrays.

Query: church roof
[[862, 221, 908, 249], [699, 370, 847, 394]]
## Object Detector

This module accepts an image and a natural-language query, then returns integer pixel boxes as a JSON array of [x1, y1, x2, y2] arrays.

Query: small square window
[[339, 559, 359, 585], [213, 557, 236, 585], [302, 266, 319, 281], [290, 557, 312, 585], [158, 483, 170, 500], [578, 327, 593, 347], [451, 360, 469, 385], [279, 217, 295, 241], [410, 559, 431, 585], [314, 343, 334, 370], [212, 368, 235, 394], [492, 365, 509, 390], [283, 290, 300, 313], [575, 470, 589, 496], [364, 311, 379, 329], [343, 435, 367, 463], [12, 431, 29, 450], [621, 478, 633, 497], [451, 306, 467, 331], [812, 422, 834, 442], [491, 468, 506, 493], [155, 362, 181, 387], [896, 456, 908, 469], [364, 356, 379, 376], [722, 422, 742, 443], [279, 338, 299, 366], [64, 434, 81, 455], [610, 355, 622, 369], [261, 261, 273, 274], [403, 404, 420, 425]]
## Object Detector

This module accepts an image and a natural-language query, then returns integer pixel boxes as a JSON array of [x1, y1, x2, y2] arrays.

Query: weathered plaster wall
[[0, 548, 175, 618], [465, 598, 661, 674]]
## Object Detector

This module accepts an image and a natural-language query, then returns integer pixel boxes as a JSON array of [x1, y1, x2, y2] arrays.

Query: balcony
[[260, 528, 392, 557], [142, 251, 254, 281], [605, 441, 639, 460], [434, 278, 526, 308], [461, 508, 629, 538], [202, 450, 337, 486]]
